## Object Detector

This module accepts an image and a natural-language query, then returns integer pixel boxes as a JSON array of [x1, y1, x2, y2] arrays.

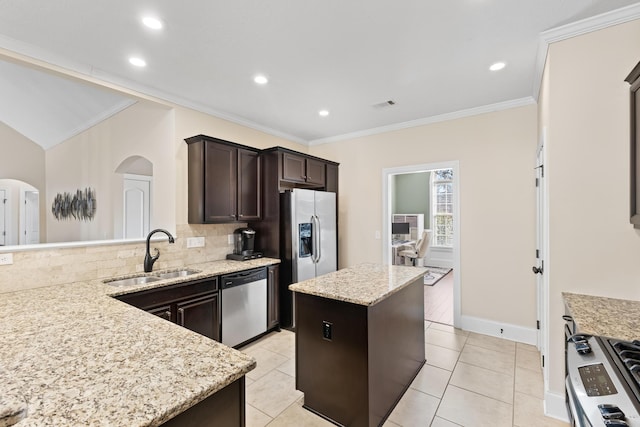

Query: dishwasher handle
[[221, 268, 267, 289]]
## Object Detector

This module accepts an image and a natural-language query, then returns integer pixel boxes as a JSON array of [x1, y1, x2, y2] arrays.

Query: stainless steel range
[[566, 333, 640, 426]]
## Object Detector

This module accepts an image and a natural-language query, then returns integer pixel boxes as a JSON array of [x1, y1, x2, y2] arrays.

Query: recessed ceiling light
[[129, 57, 147, 67], [489, 62, 506, 71], [142, 16, 163, 30], [254, 75, 268, 85], [318, 110, 330, 117]]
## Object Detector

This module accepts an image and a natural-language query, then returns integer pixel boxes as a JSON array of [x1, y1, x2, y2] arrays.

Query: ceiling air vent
[[372, 100, 396, 109]]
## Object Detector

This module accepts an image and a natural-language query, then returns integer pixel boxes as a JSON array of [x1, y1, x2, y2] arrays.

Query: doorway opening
[[382, 161, 460, 327]]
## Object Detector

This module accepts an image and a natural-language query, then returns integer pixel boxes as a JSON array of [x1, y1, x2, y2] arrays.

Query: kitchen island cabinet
[[290, 263, 426, 427]]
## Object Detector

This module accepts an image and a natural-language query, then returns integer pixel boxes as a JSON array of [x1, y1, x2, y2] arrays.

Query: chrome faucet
[[144, 229, 175, 272]]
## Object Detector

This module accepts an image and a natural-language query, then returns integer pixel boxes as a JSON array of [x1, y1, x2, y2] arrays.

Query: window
[[432, 169, 453, 247]]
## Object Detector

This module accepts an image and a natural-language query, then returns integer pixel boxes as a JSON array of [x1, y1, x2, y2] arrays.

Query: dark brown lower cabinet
[[295, 278, 425, 427], [160, 376, 246, 426], [177, 293, 221, 342], [149, 304, 172, 321], [267, 265, 280, 330], [116, 278, 221, 342]]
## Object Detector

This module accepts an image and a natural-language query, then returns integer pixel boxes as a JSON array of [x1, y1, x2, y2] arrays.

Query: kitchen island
[[0, 258, 278, 426], [290, 263, 426, 427]]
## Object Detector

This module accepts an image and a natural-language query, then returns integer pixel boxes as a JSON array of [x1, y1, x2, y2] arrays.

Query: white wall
[[541, 17, 640, 408], [310, 105, 538, 330]]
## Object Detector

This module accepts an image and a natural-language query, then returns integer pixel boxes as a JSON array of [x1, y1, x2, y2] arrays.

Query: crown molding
[[532, 3, 640, 100], [308, 97, 536, 146], [0, 34, 308, 146]]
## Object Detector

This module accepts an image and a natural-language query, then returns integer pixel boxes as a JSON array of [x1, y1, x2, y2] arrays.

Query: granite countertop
[[0, 258, 279, 426], [563, 292, 640, 340], [289, 263, 427, 306]]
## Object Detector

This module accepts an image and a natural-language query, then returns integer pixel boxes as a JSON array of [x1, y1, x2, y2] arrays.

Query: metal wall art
[[51, 188, 97, 221]]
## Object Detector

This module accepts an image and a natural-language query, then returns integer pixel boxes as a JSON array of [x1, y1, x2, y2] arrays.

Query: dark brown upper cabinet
[[186, 135, 261, 223], [282, 152, 326, 186], [625, 61, 640, 228]]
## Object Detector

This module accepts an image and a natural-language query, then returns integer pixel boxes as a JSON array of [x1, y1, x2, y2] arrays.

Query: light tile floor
[[239, 322, 569, 427], [424, 271, 454, 325]]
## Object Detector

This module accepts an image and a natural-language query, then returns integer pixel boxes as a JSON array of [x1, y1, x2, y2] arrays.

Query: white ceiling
[[1, 0, 640, 147]]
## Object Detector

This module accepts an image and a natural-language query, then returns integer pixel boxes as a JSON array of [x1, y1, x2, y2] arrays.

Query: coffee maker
[[226, 227, 263, 261]]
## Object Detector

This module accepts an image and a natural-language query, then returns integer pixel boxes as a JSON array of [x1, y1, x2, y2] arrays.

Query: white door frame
[[536, 130, 550, 386], [382, 160, 461, 327], [0, 189, 6, 246]]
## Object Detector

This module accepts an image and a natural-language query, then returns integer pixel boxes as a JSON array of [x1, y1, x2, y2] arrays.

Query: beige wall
[[310, 105, 538, 328], [0, 121, 46, 239], [543, 19, 640, 398], [0, 121, 45, 187], [46, 101, 175, 242]]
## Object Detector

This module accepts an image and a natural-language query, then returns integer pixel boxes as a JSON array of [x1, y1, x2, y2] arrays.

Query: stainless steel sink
[[153, 269, 200, 279], [104, 276, 161, 287]]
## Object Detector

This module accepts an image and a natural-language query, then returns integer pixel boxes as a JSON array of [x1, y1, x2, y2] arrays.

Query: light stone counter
[[0, 258, 279, 426], [289, 263, 427, 306], [563, 292, 640, 340]]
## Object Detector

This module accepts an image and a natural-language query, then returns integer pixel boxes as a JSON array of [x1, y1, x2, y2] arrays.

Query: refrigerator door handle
[[312, 214, 321, 264]]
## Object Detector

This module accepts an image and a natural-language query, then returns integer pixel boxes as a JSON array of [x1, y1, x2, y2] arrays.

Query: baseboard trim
[[460, 315, 537, 345], [544, 391, 569, 423]]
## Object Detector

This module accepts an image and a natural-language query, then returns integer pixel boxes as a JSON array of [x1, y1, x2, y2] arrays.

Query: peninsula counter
[[289, 263, 426, 427]]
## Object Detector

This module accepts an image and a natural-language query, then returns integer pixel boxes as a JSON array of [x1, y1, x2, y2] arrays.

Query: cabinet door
[[326, 163, 338, 193], [282, 152, 307, 183], [177, 293, 221, 342], [237, 148, 261, 221], [149, 304, 173, 322], [267, 265, 280, 329], [305, 158, 326, 186], [204, 142, 237, 222]]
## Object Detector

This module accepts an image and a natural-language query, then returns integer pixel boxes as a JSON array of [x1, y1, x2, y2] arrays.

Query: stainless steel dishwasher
[[221, 268, 267, 347]]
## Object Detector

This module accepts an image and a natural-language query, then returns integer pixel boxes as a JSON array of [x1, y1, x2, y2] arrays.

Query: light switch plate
[[186, 237, 205, 248], [0, 253, 14, 265]]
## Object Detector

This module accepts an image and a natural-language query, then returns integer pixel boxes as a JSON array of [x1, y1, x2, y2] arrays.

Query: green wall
[[392, 172, 430, 228]]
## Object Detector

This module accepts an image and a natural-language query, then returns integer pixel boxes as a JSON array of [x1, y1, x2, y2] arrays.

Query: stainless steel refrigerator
[[280, 189, 337, 327]]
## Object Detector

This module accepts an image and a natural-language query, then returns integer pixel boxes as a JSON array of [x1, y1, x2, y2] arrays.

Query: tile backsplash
[[0, 223, 243, 294]]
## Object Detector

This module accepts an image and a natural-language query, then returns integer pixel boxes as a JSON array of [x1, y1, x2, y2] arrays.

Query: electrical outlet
[[0, 253, 14, 265], [374, 230, 381, 239], [228, 234, 234, 245], [322, 321, 332, 341], [186, 237, 205, 248]]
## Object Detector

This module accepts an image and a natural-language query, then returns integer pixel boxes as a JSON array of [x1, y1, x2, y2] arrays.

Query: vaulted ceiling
[[1, 0, 640, 148]]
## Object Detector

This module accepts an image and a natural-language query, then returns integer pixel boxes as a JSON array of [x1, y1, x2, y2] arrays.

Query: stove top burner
[[606, 338, 640, 405]]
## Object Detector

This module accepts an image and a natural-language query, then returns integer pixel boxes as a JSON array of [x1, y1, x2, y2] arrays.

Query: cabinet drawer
[[117, 278, 218, 310]]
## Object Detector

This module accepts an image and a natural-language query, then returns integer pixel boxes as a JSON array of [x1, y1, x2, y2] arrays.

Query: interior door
[[534, 139, 546, 365], [124, 175, 151, 239], [23, 190, 39, 244]]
